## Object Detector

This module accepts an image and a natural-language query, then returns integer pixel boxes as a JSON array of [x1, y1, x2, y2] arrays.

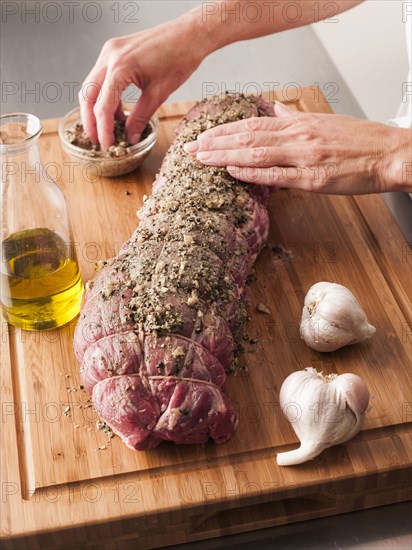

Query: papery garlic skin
[[300, 282, 376, 352], [277, 367, 370, 466]]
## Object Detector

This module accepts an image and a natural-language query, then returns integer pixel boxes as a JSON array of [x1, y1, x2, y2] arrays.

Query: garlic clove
[[300, 282, 376, 352], [336, 373, 370, 424], [276, 367, 370, 466], [277, 440, 326, 467]]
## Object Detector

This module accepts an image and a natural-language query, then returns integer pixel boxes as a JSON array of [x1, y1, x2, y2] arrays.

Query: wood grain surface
[[1, 89, 411, 549]]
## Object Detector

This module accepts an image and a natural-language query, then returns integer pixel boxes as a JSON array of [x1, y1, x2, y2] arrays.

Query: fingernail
[[196, 152, 211, 163], [183, 141, 199, 154], [196, 151, 213, 163], [130, 133, 141, 144], [197, 132, 210, 141], [275, 102, 292, 113], [227, 166, 240, 177]]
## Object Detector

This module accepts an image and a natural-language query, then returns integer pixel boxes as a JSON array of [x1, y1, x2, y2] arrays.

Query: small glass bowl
[[58, 107, 158, 178]]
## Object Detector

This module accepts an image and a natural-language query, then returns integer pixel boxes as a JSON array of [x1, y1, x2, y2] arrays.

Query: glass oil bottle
[[1, 113, 83, 330]]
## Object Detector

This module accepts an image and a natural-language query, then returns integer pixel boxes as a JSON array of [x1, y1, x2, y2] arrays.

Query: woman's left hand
[[183, 102, 411, 194]]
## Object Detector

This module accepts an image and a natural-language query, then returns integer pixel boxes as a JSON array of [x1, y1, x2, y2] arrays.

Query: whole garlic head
[[277, 367, 370, 466], [300, 282, 376, 352]]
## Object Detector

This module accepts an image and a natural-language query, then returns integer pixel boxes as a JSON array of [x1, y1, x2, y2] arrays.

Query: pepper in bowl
[[59, 107, 158, 178]]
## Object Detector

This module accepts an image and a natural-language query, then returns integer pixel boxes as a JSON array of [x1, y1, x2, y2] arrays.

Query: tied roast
[[73, 95, 274, 450]]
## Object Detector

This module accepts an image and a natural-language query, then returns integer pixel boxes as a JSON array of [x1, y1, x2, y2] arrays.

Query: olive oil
[[1, 228, 83, 330]]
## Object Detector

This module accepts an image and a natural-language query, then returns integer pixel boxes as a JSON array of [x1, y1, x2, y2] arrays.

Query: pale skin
[[184, 102, 412, 194], [79, 0, 412, 194]]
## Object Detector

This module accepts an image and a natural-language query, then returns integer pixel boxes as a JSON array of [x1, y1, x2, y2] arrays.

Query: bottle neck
[[1, 134, 69, 242], [1, 137, 43, 187]]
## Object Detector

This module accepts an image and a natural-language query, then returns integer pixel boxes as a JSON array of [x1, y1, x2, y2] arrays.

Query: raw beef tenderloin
[[73, 94, 274, 450]]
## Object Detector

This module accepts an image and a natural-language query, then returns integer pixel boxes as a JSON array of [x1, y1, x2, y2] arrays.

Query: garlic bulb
[[300, 282, 376, 352], [277, 367, 370, 466]]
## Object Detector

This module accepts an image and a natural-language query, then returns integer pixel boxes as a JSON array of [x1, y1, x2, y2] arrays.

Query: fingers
[[115, 103, 126, 121], [196, 103, 304, 143], [125, 87, 160, 144], [227, 163, 338, 194], [78, 33, 163, 148], [193, 146, 300, 168], [274, 101, 301, 118], [184, 124, 314, 155], [93, 70, 131, 149], [79, 67, 127, 148], [184, 131, 280, 154], [198, 115, 292, 140], [79, 67, 106, 145], [227, 165, 314, 189], [182, 109, 324, 176]]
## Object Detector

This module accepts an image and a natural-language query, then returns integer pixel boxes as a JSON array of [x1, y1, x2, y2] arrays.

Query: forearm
[[381, 128, 412, 192], [178, 0, 364, 57]]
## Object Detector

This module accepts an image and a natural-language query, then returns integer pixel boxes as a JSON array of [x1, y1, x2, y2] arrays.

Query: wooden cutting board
[[1, 89, 411, 549]]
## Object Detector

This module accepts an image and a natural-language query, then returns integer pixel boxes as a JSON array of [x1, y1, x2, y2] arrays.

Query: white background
[[313, 0, 409, 123]]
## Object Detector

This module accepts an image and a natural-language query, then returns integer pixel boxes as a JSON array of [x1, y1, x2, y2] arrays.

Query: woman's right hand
[[79, 18, 204, 149], [79, 1, 367, 150]]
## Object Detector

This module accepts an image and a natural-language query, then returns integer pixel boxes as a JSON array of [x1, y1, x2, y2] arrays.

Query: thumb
[[274, 101, 300, 117], [126, 88, 160, 144]]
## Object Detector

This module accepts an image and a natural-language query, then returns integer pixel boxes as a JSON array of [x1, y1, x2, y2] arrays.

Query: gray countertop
[[1, 2, 411, 548]]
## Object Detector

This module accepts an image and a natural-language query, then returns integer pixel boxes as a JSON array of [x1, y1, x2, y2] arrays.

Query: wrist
[[176, 2, 246, 60], [380, 127, 412, 192], [173, 8, 216, 64]]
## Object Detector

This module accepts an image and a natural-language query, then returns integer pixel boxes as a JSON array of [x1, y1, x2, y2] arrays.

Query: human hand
[[79, 19, 204, 149], [183, 102, 412, 194]]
